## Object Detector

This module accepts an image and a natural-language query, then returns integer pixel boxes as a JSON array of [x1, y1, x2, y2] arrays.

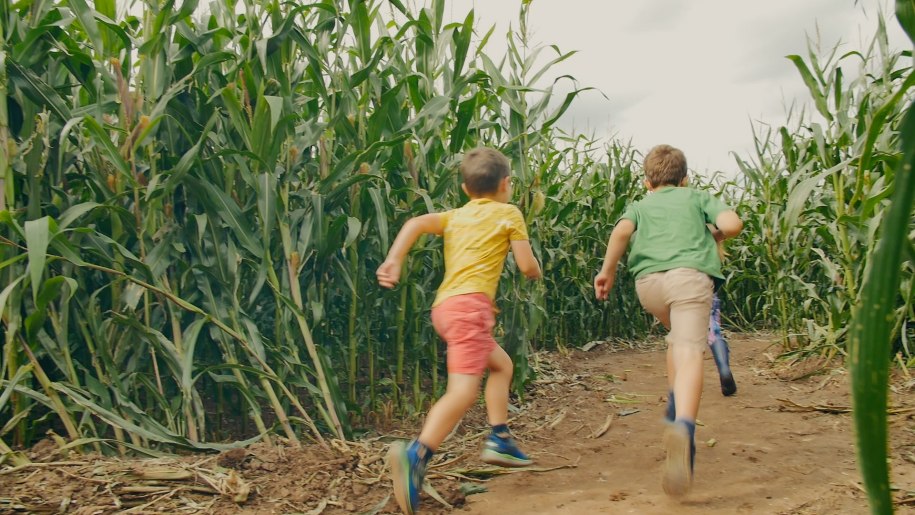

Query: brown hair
[[460, 147, 510, 196], [643, 144, 687, 188]]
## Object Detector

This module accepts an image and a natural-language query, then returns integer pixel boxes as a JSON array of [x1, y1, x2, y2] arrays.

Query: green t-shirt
[[620, 187, 729, 281]]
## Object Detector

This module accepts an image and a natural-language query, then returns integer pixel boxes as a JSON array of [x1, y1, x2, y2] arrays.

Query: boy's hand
[[594, 220, 633, 301], [716, 241, 727, 262], [594, 271, 615, 300], [376, 213, 444, 290], [377, 259, 403, 288], [510, 240, 542, 280]]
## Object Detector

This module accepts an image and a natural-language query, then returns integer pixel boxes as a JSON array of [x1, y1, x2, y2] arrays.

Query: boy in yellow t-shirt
[[377, 147, 542, 515]]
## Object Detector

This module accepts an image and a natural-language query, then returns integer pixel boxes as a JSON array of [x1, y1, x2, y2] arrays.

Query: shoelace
[[490, 435, 522, 455]]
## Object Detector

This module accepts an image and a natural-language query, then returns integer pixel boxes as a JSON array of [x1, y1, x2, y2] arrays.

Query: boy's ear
[[500, 176, 511, 191], [643, 179, 653, 190], [680, 176, 689, 186], [461, 183, 470, 196]]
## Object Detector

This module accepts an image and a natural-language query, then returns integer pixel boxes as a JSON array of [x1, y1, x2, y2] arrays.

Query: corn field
[[716, 13, 915, 361], [0, 0, 913, 483], [0, 0, 650, 455]]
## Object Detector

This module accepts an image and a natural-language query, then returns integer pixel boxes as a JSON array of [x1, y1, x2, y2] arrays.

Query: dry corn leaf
[[590, 414, 614, 439], [132, 466, 193, 480]]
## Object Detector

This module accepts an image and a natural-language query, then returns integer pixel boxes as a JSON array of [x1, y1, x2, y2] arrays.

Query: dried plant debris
[[0, 343, 612, 514], [8, 336, 898, 514], [1, 419, 557, 514]]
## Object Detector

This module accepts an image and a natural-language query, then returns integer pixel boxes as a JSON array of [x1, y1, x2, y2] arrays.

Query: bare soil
[[3, 333, 915, 514]]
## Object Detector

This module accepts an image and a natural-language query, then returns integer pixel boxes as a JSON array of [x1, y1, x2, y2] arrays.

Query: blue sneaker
[[480, 432, 533, 467], [662, 420, 696, 497], [388, 440, 428, 514]]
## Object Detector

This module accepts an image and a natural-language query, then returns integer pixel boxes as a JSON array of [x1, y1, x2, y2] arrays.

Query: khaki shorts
[[635, 268, 714, 351]]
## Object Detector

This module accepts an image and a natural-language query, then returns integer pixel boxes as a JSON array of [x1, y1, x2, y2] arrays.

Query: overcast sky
[[447, 0, 911, 176]]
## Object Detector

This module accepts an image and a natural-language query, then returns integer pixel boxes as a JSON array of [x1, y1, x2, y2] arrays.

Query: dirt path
[[457, 333, 915, 515], [3, 333, 915, 514]]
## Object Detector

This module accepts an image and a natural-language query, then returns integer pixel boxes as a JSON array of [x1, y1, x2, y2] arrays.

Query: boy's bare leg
[[484, 345, 512, 426], [658, 318, 676, 394], [668, 302, 709, 419], [656, 269, 712, 497], [477, 344, 533, 467], [666, 345, 676, 392], [661, 340, 705, 497], [665, 270, 712, 419], [391, 374, 479, 515], [418, 374, 482, 449], [636, 275, 678, 413], [669, 344, 704, 419]]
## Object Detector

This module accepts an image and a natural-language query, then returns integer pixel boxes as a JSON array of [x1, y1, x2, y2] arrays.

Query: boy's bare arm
[[510, 240, 542, 280], [714, 210, 743, 239], [377, 214, 444, 288], [594, 219, 635, 300], [706, 223, 725, 243]]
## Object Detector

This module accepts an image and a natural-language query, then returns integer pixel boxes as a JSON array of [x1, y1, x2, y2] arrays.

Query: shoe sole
[[387, 442, 414, 515], [661, 423, 693, 497], [480, 449, 533, 467]]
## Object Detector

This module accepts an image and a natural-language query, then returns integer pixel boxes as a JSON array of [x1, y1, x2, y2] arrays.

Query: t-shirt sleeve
[[438, 210, 453, 230], [505, 206, 529, 241], [697, 190, 730, 225], [619, 202, 639, 228]]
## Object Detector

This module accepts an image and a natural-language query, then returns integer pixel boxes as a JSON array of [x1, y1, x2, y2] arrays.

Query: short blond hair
[[643, 144, 687, 188], [460, 147, 510, 196]]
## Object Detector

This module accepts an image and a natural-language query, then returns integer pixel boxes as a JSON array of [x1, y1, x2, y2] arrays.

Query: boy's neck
[[469, 194, 505, 203], [648, 185, 680, 193], [646, 177, 688, 193]]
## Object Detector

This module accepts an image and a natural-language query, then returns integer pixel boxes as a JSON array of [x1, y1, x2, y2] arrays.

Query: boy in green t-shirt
[[594, 144, 743, 497]]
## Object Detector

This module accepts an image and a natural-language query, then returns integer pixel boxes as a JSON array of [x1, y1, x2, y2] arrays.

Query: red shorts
[[431, 293, 497, 375]]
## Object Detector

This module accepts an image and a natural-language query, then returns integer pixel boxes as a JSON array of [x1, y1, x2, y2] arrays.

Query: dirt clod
[[217, 448, 249, 469]]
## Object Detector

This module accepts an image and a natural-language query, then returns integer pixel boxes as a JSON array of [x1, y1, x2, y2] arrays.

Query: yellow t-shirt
[[432, 199, 529, 307]]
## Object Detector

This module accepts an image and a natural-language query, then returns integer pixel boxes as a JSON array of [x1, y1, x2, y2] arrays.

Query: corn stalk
[[847, 5, 915, 514]]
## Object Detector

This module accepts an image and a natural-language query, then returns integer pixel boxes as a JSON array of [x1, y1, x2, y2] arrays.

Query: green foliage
[[720, 18, 914, 357], [0, 0, 911, 462], [850, 106, 915, 515], [723, 11, 915, 510], [0, 0, 639, 451], [847, 4, 915, 514]]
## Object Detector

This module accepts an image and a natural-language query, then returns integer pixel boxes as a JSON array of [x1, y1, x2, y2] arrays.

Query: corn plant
[[847, 4, 915, 514], [722, 12, 914, 357], [5, 0, 906, 458], [0, 0, 643, 453]]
